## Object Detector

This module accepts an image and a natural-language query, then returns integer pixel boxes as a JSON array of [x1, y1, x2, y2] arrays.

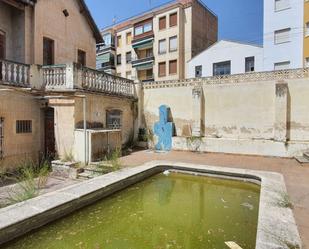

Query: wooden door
[[43, 37, 54, 65], [0, 32, 5, 60]]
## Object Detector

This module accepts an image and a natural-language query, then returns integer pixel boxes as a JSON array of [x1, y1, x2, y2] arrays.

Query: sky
[[85, 0, 264, 45]]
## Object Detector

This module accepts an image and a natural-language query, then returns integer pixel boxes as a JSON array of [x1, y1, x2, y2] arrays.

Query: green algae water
[[3, 172, 260, 249]]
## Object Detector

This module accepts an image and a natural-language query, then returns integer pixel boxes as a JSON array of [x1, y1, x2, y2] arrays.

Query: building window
[[306, 22, 309, 37], [16, 120, 32, 134], [144, 23, 152, 33], [126, 52, 132, 63], [213, 61, 231, 76], [169, 36, 178, 52], [103, 33, 113, 47], [0, 117, 3, 159], [275, 0, 289, 11], [274, 61, 290, 70], [195, 65, 202, 78], [274, 28, 291, 44], [126, 71, 132, 80], [134, 26, 143, 36], [158, 39, 166, 54], [134, 22, 153, 36], [169, 60, 177, 75], [0, 31, 6, 60], [117, 54, 121, 65], [106, 110, 122, 129], [306, 58, 309, 68], [169, 12, 178, 27], [43, 37, 54, 65], [117, 35, 122, 48], [158, 62, 166, 77], [126, 32, 132, 45], [77, 49, 86, 66], [159, 16, 166, 30], [245, 57, 255, 72]]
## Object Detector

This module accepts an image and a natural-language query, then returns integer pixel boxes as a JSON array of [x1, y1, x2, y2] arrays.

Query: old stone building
[[0, 0, 136, 170]]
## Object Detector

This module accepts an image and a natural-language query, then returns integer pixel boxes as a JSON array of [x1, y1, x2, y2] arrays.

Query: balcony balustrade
[[0, 59, 30, 87], [0, 60, 135, 98]]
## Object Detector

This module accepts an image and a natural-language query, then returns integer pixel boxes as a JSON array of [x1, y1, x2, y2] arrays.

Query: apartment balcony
[[131, 55, 155, 69], [132, 34, 154, 50], [0, 59, 135, 98], [96, 42, 115, 54], [141, 74, 154, 83], [97, 61, 116, 72]]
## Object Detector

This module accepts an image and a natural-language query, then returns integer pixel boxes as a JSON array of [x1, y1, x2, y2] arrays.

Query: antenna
[[112, 15, 117, 24]]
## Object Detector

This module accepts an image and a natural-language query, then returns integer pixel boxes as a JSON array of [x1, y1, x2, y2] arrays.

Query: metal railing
[[0, 59, 30, 86], [82, 67, 135, 97]]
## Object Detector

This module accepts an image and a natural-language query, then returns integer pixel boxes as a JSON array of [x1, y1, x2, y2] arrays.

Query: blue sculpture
[[154, 105, 173, 151]]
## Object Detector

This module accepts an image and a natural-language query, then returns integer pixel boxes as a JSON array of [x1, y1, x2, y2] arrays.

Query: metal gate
[[0, 117, 3, 159]]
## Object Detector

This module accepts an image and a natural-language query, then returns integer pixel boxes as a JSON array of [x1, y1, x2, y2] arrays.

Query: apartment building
[[263, 0, 304, 71], [97, 0, 218, 82], [304, 0, 309, 67], [187, 40, 263, 78]]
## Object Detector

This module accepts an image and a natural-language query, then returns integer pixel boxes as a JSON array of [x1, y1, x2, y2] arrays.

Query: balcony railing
[[82, 67, 135, 97], [43, 64, 67, 90], [132, 56, 155, 67], [0, 61, 136, 98], [0, 59, 30, 86]]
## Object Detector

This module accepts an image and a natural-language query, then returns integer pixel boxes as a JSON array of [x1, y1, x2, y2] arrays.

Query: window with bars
[[16, 120, 32, 134], [106, 110, 122, 129], [0, 117, 3, 159]]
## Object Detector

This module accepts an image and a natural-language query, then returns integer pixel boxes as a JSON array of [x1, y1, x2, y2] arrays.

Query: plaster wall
[[33, 0, 97, 68], [0, 90, 43, 170]]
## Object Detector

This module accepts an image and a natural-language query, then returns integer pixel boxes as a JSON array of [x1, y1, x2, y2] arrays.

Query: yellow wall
[[304, 2, 309, 61]]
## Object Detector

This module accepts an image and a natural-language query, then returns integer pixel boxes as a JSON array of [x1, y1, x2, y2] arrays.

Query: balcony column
[[192, 86, 203, 137], [274, 81, 288, 142], [65, 63, 75, 89]]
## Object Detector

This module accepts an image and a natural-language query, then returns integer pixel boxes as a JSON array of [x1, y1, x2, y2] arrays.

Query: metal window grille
[[16, 120, 32, 134], [106, 110, 122, 129], [0, 117, 3, 159]]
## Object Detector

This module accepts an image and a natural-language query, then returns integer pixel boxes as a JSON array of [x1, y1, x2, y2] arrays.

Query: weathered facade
[[0, 0, 137, 170], [0, 0, 102, 67], [141, 69, 309, 157]]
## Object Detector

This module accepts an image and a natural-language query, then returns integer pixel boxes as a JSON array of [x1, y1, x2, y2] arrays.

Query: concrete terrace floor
[[120, 150, 309, 249]]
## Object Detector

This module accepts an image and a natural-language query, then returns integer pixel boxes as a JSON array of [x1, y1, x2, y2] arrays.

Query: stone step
[[77, 172, 95, 180], [84, 165, 113, 175], [303, 152, 309, 160], [295, 156, 309, 164]]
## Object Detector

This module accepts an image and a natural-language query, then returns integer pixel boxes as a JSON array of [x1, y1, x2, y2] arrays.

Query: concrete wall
[[263, 0, 304, 70], [142, 73, 309, 157], [33, 0, 97, 68], [187, 40, 264, 78], [0, 90, 43, 170]]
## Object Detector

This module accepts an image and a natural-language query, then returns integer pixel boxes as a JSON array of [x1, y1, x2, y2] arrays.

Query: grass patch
[[1, 160, 50, 206]]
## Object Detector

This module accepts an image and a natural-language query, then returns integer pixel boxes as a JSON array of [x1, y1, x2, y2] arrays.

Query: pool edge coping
[[0, 160, 302, 249]]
